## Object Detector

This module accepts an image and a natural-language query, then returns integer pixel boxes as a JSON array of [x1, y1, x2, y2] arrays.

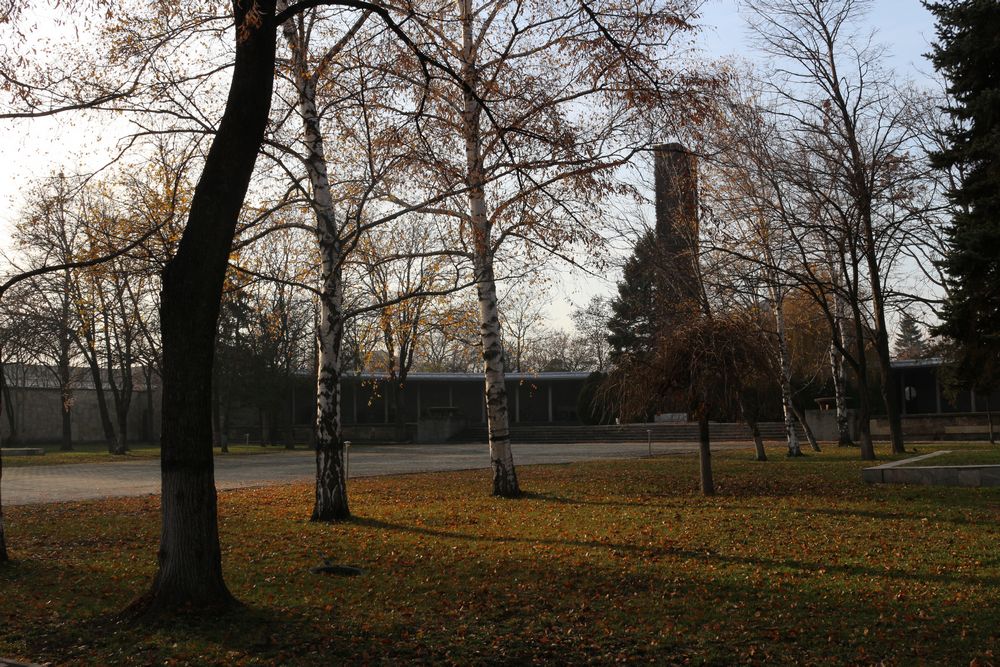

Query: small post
[[345, 440, 352, 480], [647, 429, 652, 457], [245, 432, 249, 447]]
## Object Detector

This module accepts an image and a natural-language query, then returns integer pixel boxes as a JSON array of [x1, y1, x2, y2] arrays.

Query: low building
[[872, 358, 999, 441], [893, 358, 998, 415], [341, 371, 589, 426]]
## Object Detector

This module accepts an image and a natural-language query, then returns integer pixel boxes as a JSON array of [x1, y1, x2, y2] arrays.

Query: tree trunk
[[139, 0, 278, 614], [60, 390, 72, 452], [284, 385, 295, 450], [83, 351, 118, 452], [843, 244, 877, 462], [0, 445, 6, 563], [476, 258, 520, 497], [697, 408, 714, 496], [857, 398, 875, 459], [851, 318, 876, 461], [857, 206, 904, 454], [279, 8, 351, 520], [114, 365, 132, 453], [830, 296, 855, 446], [143, 366, 156, 443], [830, 341, 854, 446], [394, 381, 408, 436], [1, 368, 16, 445], [986, 395, 995, 445], [312, 257, 348, 521], [738, 396, 766, 462], [0, 360, 7, 562], [874, 334, 905, 454], [790, 400, 820, 452], [211, 384, 222, 447], [458, 0, 519, 498], [750, 419, 766, 462], [0, 449, 6, 562], [220, 402, 230, 454], [770, 290, 801, 457]]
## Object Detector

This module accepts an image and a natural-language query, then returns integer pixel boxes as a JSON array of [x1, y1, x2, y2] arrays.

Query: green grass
[[901, 445, 1000, 467], [1, 441, 306, 467], [1, 445, 998, 665]]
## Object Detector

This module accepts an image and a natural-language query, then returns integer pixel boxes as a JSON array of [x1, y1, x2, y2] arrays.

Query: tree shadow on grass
[[347, 515, 1000, 588], [519, 490, 689, 510], [28, 599, 322, 665], [805, 505, 991, 526]]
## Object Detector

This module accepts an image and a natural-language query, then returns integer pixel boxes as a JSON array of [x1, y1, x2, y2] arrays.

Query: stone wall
[[871, 412, 996, 441], [1, 386, 160, 444]]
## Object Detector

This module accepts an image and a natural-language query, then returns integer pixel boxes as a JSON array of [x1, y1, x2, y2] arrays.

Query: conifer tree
[[927, 0, 1000, 389], [607, 232, 661, 365], [894, 312, 928, 360]]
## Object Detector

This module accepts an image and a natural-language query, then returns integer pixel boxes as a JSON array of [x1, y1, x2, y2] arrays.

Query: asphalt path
[[2, 440, 751, 506]]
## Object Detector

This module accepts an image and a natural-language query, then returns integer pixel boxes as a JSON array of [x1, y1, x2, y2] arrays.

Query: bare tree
[[571, 296, 612, 372], [744, 0, 937, 455]]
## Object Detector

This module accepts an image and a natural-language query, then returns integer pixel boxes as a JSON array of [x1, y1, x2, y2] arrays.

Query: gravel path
[[2, 440, 750, 506]]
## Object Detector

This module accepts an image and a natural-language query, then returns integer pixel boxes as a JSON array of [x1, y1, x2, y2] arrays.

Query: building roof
[[890, 357, 945, 369], [347, 371, 592, 382]]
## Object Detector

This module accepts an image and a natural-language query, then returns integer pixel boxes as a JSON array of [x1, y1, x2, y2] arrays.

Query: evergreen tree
[[894, 312, 928, 360], [607, 232, 661, 363], [926, 0, 1000, 388]]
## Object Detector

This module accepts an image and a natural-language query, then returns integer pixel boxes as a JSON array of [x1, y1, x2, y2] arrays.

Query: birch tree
[[366, 0, 709, 496], [261, 3, 482, 518]]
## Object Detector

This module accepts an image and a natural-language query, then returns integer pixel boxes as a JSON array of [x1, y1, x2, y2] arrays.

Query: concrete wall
[[1, 386, 160, 444], [804, 409, 862, 441], [339, 375, 588, 427], [871, 413, 997, 441]]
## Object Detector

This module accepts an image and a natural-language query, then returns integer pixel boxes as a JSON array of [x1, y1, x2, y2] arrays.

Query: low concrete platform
[[863, 450, 1000, 487], [0, 448, 45, 456], [0, 658, 40, 667]]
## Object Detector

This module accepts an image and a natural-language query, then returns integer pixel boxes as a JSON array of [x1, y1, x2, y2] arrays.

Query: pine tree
[[607, 232, 661, 364], [894, 312, 928, 360], [926, 0, 1000, 390]]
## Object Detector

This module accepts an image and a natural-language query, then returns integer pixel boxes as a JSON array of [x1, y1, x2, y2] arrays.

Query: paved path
[[2, 441, 749, 506]]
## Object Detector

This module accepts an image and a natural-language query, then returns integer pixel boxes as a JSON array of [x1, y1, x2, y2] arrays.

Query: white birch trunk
[[830, 296, 854, 446], [769, 286, 802, 457], [280, 9, 349, 519], [821, 241, 854, 447], [458, 0, 519, 497]]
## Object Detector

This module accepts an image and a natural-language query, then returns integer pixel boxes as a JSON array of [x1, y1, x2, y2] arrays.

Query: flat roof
[[345, 371, 592, 382], [890, 357, 945, 369]]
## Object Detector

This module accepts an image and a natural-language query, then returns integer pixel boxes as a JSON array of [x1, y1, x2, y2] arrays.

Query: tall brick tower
[[652, 143, 700, 311]]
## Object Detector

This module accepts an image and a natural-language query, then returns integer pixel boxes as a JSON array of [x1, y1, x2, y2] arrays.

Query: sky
[[548, 0, 941, 325], [0, 0, 943, 328], [697, 0, 938, 78]]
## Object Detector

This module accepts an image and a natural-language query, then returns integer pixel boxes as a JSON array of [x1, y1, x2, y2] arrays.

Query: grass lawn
[[1, 441, 305, 467], [901, 446, 1000, 467], [1, 445, 998, 665]]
